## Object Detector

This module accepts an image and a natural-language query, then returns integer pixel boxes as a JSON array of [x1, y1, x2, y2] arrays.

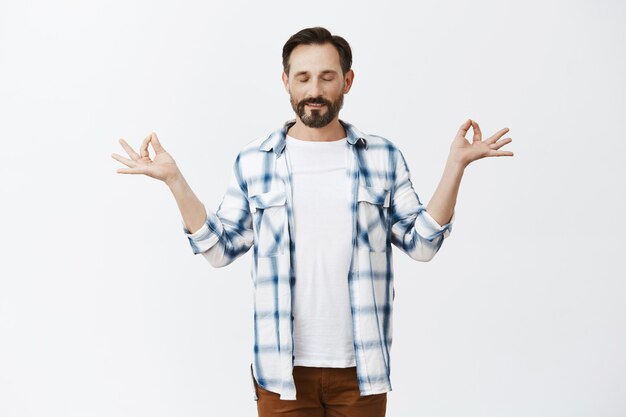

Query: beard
[[290, 92, 344, 128]]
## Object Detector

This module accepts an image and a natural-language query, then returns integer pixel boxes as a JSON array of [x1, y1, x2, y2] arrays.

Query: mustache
[[301, 97, 331, 106]]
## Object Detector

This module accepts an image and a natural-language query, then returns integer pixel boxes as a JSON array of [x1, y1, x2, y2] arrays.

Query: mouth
[[306, 103, 326, 108]]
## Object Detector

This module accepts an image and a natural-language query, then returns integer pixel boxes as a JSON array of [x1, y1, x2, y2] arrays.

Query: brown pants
[[254, 366, 387, 417]]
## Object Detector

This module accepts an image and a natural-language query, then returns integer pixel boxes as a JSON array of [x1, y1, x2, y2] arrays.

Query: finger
[[456, 119, 472, 138], [116, 166, 148, 174], [490, 137, 513, 150], [485, 127, 510, 144], [471, 120, 482, 143], [111, 153, 138, 167], [140, 133, 152, 158], [488, 149, 514, 157], [149, 132, 165, 153], [119, 138, 141, 160]]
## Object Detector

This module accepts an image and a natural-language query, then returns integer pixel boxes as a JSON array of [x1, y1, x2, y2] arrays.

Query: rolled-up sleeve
[[182, 210, 224, 254], [390, 148, 454, 261], [414, 207, 454, 241], [182, 153, 253, 267]]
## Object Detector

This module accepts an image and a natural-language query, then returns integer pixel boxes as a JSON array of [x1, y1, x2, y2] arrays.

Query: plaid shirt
[[182, 119, 455, 401]]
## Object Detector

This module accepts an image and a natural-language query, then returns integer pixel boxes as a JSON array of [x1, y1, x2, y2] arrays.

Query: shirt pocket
[[356, 183, 391, 253], [249, 187, 288, 257]]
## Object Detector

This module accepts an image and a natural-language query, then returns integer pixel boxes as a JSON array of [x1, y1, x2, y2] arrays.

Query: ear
[[343, 69, 355, 94], [281, 71, 289, 92]]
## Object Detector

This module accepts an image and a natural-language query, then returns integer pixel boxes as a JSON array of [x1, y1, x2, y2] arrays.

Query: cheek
[[289, 87, 306, 103], [290, 84, 306, 96]]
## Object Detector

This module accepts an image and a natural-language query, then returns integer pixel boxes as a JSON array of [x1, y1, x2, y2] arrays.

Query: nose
[[309, 78, 323, 98]]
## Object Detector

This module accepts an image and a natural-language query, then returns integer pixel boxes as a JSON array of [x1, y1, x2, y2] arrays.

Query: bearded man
[[112, 26, 514, 417]]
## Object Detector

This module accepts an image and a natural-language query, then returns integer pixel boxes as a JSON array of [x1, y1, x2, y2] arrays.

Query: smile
[[306, 103, 325, 108]]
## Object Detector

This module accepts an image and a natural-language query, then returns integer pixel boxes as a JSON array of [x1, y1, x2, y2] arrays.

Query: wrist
[[446, 156, 467, 173], [165, 169, 185, 189]]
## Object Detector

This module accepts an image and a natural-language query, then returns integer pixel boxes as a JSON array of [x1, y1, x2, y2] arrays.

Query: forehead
[[288, 43, 342, 74]]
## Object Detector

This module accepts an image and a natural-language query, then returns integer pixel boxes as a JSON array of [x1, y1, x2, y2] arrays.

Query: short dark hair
[[282, 26, 352, 76]]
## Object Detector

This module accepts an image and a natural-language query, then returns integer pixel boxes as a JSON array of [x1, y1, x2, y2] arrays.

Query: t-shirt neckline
[[286, 134, 347, 146]]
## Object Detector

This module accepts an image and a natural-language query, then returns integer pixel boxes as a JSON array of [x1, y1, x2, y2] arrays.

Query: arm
[[390, 148, 454, 262], [427, 119, 515, 225], [167, 170, 207, 235], [112, 132, 253, 267], [425, 158, 464, 226], [175, 154, 254, 268]]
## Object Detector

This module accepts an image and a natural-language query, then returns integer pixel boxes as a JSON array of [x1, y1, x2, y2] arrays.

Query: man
[[111, 26, 513, 417]]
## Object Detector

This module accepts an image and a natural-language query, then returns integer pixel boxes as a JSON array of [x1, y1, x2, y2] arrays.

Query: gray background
[[1, 0, 624, 416]]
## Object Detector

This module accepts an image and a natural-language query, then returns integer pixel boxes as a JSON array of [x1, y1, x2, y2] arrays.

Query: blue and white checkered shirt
[[182, 119, 455, 401]]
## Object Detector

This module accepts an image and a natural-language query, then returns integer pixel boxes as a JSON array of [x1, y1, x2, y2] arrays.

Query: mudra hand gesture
[[111, 132, 180, 184], [449, 119, 514, 168]]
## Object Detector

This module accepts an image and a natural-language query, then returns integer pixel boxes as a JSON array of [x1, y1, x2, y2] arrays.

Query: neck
[[287, 117, 346, 142]]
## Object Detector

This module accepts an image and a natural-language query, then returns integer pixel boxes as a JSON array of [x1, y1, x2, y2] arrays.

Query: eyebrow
[[293, 70, 338, 77]]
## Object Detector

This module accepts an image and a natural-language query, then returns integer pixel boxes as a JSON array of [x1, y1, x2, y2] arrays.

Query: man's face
[[282, 43, 354, 128]]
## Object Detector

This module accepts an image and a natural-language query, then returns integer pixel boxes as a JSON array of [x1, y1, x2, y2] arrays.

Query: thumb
[[150, 132, 166, 153], [455, 119, 472, 139]]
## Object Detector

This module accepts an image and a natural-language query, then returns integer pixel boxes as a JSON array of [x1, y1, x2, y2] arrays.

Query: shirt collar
[[259, 118, 368, 155]]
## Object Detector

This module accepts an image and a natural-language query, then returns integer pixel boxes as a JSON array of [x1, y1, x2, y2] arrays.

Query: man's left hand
[[449, 119, 514, 168]]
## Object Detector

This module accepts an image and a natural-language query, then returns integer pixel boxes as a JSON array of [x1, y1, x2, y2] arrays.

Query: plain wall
[[1, 0, 624, 416]]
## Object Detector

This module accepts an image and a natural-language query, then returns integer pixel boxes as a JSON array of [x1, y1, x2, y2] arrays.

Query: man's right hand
[[111, 132, 180, 185]]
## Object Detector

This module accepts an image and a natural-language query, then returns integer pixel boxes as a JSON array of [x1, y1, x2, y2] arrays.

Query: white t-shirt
[[285, 134, 356, 368]]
